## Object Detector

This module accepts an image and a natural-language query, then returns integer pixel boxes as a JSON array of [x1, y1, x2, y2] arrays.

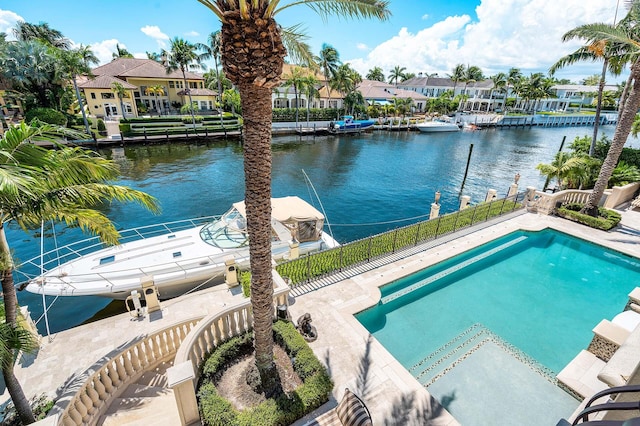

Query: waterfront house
[[273, 64, 345, 111], [358, 79, 429, 112], [78, 58, 215, 119]]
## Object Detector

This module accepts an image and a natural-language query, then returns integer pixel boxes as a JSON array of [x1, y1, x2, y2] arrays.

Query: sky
[[0, 0, 624, 83]]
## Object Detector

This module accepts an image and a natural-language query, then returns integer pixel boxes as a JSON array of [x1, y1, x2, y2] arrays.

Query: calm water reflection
[[13, 125, 618, 332]]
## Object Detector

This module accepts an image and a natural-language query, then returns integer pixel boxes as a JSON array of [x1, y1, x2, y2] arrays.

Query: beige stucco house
[[78, 58, 215, 118]]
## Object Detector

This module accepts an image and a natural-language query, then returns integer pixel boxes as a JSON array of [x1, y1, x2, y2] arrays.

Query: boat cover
[[233, 197, 325, 242]]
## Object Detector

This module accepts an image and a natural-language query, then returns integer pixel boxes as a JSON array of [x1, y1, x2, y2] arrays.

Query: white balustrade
[[55, 317, 201, 426], [532, 189, 596, 215]]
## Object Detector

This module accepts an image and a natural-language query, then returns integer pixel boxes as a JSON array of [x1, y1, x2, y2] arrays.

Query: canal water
[[12, 125, 620, 334]]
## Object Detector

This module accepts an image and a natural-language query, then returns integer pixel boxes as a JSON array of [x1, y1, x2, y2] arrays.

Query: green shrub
[[97, 119, 106, 131], [25, 108, 67, 126], [557, 203, 622, 231], [201, 333, 253, 380], [198, 320, 333, 426], [198, 382, 239, 425], [239, 271, 251, 297], [181, 115, 203, 124]]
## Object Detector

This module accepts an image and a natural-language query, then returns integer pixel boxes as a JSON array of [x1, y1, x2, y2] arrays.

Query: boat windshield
[[200, 208, 248, 249]]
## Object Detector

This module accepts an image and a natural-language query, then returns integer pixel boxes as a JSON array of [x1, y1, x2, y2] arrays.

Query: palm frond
[[276, 0, 391, 22], [281, 25, 315, 67]]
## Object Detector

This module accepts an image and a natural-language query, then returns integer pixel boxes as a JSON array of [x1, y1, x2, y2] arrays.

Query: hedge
[[198, 320, 333, 426], [557, 203, 622, 231], [25, 108, 67, 126]]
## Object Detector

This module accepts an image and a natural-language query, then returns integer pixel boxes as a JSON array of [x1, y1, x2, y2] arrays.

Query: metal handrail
[[15, 216, 220, 282]]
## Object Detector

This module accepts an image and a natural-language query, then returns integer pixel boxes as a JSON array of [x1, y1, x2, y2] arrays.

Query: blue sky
[[1, 0, 623, 82]]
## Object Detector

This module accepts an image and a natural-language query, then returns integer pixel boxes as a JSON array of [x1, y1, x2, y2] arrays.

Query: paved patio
[[3, 206, 640, 425]]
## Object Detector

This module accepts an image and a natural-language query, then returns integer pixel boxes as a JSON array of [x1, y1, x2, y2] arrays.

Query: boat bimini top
[[199, 196, 326, 249]]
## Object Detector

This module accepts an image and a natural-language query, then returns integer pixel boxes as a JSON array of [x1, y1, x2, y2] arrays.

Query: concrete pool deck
[[4, 207, 640, 425]]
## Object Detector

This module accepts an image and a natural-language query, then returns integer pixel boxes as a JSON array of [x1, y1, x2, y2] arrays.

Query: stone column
[[485, 189, 497, 202], [507, 173, 521, 198], [459, 195, 471, 210], [429, 191, 441, 219], [167, 362, 199, 426], [289, 241, 300, 260]]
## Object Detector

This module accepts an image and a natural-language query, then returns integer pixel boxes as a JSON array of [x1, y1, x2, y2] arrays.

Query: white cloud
[[0, 9, 24, 39], [347, 0, 619, 83], [185, 30, 200, 37], [90, 39, 124, 65], [356, 43, 369, 51], [421, 14, 429, 20], [141, 25, 169, 48]]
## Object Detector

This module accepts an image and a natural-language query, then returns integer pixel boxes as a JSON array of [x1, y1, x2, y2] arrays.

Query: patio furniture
[[305, 388, 372, 426]]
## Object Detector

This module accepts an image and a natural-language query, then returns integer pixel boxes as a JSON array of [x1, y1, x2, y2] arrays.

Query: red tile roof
[[92, 58, 203, 81], [77, 75, 137, 89]]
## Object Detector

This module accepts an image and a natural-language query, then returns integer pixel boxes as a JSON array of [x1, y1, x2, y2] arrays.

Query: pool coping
[[289, 209, 640, 425]]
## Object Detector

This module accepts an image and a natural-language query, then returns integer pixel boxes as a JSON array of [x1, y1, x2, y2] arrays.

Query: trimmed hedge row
[[277, 199, 521, 285], [557, 203, 622, 231], [198, 320, 333, 426]]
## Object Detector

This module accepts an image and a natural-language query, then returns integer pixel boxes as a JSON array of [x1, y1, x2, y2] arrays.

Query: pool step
[[381, 236, 528, 304], [409, 324, 558, 389], [409, 324, 493, 387]]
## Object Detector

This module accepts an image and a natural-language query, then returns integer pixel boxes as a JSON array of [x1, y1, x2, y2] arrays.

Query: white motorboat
[[24, 197, 338, 300], [415, 120, 460, 133]]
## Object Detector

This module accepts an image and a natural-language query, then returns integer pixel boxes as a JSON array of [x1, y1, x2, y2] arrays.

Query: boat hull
[[415, 122, 460, 132]]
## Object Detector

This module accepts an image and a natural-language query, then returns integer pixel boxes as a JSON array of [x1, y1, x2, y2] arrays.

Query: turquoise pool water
[[356, 229, 640, 423]]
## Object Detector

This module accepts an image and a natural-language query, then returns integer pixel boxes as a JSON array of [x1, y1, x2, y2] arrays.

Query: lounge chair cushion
[[336, 388, 372, 426]]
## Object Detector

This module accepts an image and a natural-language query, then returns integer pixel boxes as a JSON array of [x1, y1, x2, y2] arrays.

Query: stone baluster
[[106, 362, 121, 388], [92, 375, 108, 401], [221, 316, 230, 339], [203, 328, 213, 354], [213, 319, 223, 344], [152, 335, 163, 360], [142, 340, 154, 367], [73, 398, 88, 421], [115, 357, 128, 383], [79, 392, 94, 416], [229, 311, 238, 336], [65, 405, 83, 426], [123, 351, 135, 376], [86, 381, 100, 410], [100, 369, 114, 395]]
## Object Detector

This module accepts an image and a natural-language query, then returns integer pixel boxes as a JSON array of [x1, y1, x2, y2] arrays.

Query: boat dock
[[463, 113, 618, 130]]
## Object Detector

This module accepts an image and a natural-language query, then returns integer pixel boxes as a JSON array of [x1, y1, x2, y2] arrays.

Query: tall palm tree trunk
[[238, 83, 277, 393], [582, 60, 640, 216], [294, 86, 299, 127], [182, 69, 196, 126], [215, 57, 224, 126], [72, 76, 91, 135], [590, 59, 609, 157], [0, 226, 35, 424]]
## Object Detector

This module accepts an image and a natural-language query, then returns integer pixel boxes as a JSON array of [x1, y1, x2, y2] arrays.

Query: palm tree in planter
[[195, 0, 391, 395], [0, 122, 159, 423], [166, 37, 203, 126]]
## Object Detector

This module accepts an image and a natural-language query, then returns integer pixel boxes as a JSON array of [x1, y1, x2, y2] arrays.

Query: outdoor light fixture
[[435, 191, 441, 205]]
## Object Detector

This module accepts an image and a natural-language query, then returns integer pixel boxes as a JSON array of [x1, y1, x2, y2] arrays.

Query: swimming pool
[[356, 229, 640, 424]]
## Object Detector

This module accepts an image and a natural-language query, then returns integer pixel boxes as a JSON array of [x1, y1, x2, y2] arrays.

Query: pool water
[[356, 229, 640, 423]]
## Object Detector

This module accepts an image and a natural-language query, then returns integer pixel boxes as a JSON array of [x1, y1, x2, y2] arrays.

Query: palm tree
[[490, 72, 507, 112], [301, 75, 320, 125], [568, 2, 640, 216], [112, 43, 134, 59], [315, 44, 341, 107], [111, 81, 129, 117], [59, 45, 99, 134], [196, 0, 390, 394], [506, 67, 523, 111], [0, 122, 158, 423], [283, 66, 308, 127], [196, 31, 224, 123], [536, 151, 590, 191], [146, 85, 166, 115], [388, 65, 406, 86], [551, 32, 627, 156], [331, 64, 362, 115], [12, 21, 70, 49], [166, 37, 202, 126], [366, 66, 385, 82], [448, 63, 466, 97]]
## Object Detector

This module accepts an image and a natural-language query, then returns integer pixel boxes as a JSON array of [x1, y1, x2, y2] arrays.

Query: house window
[[90, 93, 96, 99], [169, 81, 175, 88], [189, 82, 198, 89], [320, 100, 325, 108], [101, 92, 115, 99], [134, 91, 140, 98], [140, 86, 147, 96], [177, 81, 183, 89], [123, 103, 133, 113]]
